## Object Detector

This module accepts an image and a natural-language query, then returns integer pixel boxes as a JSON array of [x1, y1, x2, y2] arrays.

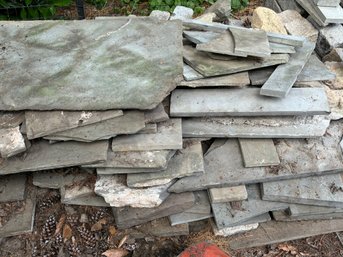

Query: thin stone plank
[[0, 140, 108, 175], [296, 0, 328, 26], [96, 167, 166, 175], [113, 192, 195, 229], [127, 140, 204, 188], [25, 110, 123, 139], [183, 45, 289, 77], [178, 72, 250, 87], [269, 43, 296, 53], [0, 174, 27, 202], [169, 191, 212, 226], [208, 185, 248, 203], [0, 127, 26, 158], [0, 18, 183, 110], [112, 119, 182, 152], [169, 121, 343, 193], [312, 0, 340, 6], [44, 111, 146, 142], [183, 64, 204, 81], [181, 115, 330, 138], [239, 139, 280, 167], [183, 30, 220, 44], [273, 210, 343, 221], [262, 173, 343, 207], [249, 67, 275, 86], [289, 203, 343, 217], [0, 112, 24, 129], [144, 104, 169, 123], [266, 32, 305, 47], [170, 88, 330, 117], [260, 41, 316, 98], [137, 123, 157, 134]]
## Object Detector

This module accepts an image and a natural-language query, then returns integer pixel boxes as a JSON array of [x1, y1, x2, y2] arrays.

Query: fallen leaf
[[278, 243, 298, 254], [63, 224, 73, 242], [109, 226, 117, 236], [91, 218, 108, 231], [118, 235, 128, 248], [54, 214, 66, 236], [102, 249, 128, 257]]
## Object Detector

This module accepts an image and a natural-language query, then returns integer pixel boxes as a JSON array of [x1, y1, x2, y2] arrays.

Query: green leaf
[[25, 0, 33, 6], [52, 0, 72, 7], [49, 6, 56, 15], [28, 7, 39, 18], [38, 7, 51, 19], [20, 8, 27, 20]]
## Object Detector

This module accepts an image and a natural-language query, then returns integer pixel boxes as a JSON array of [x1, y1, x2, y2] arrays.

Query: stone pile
[[1, 2, 343, 249]]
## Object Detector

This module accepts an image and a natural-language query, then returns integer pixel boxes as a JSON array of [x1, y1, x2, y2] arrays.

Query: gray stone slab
[[211, 220, 259, 237], [208, 185, 248, 203], [171, 6, 193, 20], [296, 0, 328, 26], [96, 166, 166, 175], [44, 111, 146, 142], [169, 121, 343, 192], [249, 67, 275, 86], [262, 173, 343, 207], [0, 112, 24, 129], [273, 210, 343, 221], [178, 72, 250, 87], [144, 104, 169, 123], [266, 32, 305, 47], [0, 174, 27, 202], [33, 170, 90, 189], [169, 191, 212, 226], [183, 30, 220, 44], [183, 45, 289, 77], [0, 127, 26, 158], [181, 115, 330, 138], [0, 18, 183, 111], [60, 185, 109, 207], [313, 0, 341, 6], [315, 23, 343, 57], [127, 140, 204, 188], [95, 175, 172, 208], [260, 41, 315, 98], [269, 43, 296, 53], [0, 140, 108, 175], [170, 88, 330, 117], [183, 64, 203, 81], [25, 110, 123, 139], [317, 5, 343, 23], [276, 0, 305, 14], [113, 192, 195, 229], [112, 119, 182, 152], [149, 10, 170, 20], [138, 123, 157, 134], [239, 139, 280, 167], [289, 203, 343, 217], [265, 0, 282, 12]]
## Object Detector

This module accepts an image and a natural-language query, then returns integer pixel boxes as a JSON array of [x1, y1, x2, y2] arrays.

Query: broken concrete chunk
[[208, 186, 248, 203], [171, 6, 193, 20], [0, 174, 27, 202], [251, 7, 287, 34], [112, 119, 182, 152], [0, 127, 26, 158], [212, 221, 259, 237], [317, 4, 343, 24], [0, 112, 24, 129], [149, 10, 170, 20], [95, 175, 172, 208], [145, 104, 169, 123]]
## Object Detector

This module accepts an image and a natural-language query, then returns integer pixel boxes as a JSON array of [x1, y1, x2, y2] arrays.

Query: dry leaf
[[102, 249, 128, 257], [91, 218, 107, 231], [278, 244, 298, 255], [63, 224, 73, 242], [118, 235, 128, 248], [109, 226, 117, 236], [54, 214, 66, 236]]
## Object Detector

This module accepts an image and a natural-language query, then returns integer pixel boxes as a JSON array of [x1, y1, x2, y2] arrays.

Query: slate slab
[[95, 175, 172, 208], [317, 4, 343, 24], [113, 192, 195, 228], [169, 121, 343, 192], [239, 139, 280, 167], [314, 23, 343, 57], [25, 110, 123, 139], [262, 173, 343, 207], [273, 210, 343, 221], [0, 140, 108, 175], [170, 88, 330, 117], [44, 111, 146, 142], [138, 123, 157, 134], [289, 203, 343, 217], [183, 30, 220, 44], [112, 119, 182, 152], [0, 174, 27, 202], [313, 0, 341, 6], [0, 18, 183, 111], [127, 140, 204, 188], [0, 127, 26, 158], [181, 115, 330, 138], [145, 104, 169, 123], [208, 185, 248, 203], [260, 40, 315, 98], [269, 43, 296, 53], [183, 65, 203, 81], [296, 0, 328, 26], [0, 112, 24, 129]]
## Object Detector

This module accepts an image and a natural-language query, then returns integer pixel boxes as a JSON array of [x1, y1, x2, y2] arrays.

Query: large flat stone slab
[[260, 41, 315, 98], [289, 203, 343, 217], [0, 18, 183, 110], [113, 192, 195, 228], [239, 139, 280, 167], [269, 43, 296, 53], [296, 0, 328, 26], [262, 173, 343, 207], [181, 115, 330, 138], [144, 104, 169, 123], [112, 119, 182, 151], [33, 170, 90, 189], [170, 88, 330, 117], [317, 4, 343, 24], [208, 185, 248, 203], [95, 175, 172, 208], [0, 140, 108, 175], [0, 127, 26, 158], [0, 112, 24, 129], [0, 174, 27, 202], [44, 111, 146, 142], [169, 121, 343, 192], [273, 210, 343, 221], [127, 140, 204, 188], [25, 110, 123, 139]]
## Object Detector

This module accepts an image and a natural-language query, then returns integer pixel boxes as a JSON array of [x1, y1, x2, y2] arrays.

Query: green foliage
[[231, 0, 248, 11], [0, 0, 72, 20], [86, 0, 107, 9]]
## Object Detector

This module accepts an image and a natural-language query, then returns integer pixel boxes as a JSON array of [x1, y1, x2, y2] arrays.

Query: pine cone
[[40, 215, 57, 245], [90, 209, 106, 223], [32, 245, 40, 257], [39, 193, 60, 210], [54, 233, 63, 246], [68, 240, 81, 257], [77, 226, 96, 248], [67, 214, 79, 227]]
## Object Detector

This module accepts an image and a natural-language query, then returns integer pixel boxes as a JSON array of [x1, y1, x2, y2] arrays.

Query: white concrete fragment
[[171, 6, 194, 20]]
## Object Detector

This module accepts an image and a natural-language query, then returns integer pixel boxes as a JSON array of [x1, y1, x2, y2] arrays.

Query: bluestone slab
[[273, 210, 343, 221], [317, 5, 343, 24], [0, 112, 24, 129], [0, 127, 26, 158], [60, 185, 109, 207], [0, 174, 27, 202], [208, 185, 248, 203], [183, 65, 203, 81], [269, 43, 296, 53], [144, 104, 169, 123], [289, 203, 343, 217], [296, 0, 328, 26], [313, 0, 340, 6]]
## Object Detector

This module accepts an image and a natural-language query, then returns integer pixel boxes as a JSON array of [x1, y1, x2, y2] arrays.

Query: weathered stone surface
[[127, 140, 204, 188], [289, 203, 343, 217], [195, 13, 216, 23], [212, 221, 259, 237], [297, 55, 336, 81], [61, 185, 109, 207], [171, 6, 193, 20], [276, 0, 305, 14], [0, 127, 26, 158], [264, 0, 282, 13], [323, 48, 343, 62], [171, 88, 330, 117], [269, 43, 296, 53], [317, 4, 343, 24], [0, 140, 108, 175], [239, 139, 280, 167], [44, 111, 146, 142], [0, 174, 26, 202], [0, 112, 24, 129], [183, 64, 203, 81], [279, 10, 318, 43], [149, 10, 170, 20], [113, 192, 195, 228], [138, 123, 157, 134], [251, 7, 287, 34], [313, 0, 341, 6], [0, 18, 183, 110], [178, 72, 250, 87], [33, 170, 90, 189], [297, 0, 328, 26], [260, 41, 316, 98], [208, 185, 248, 203], [204, 0, 231, 22], [262, 173, 343, 207], [183, 30, 220, 44], [169, 122, 343, 192], [273, 210, 343, 221], [145, 104, 169, 123], [314, 23, 343, 57], [181, 115, 330, 138], [267, 32, 305, 46], [325, 85, 343, 120], [169, 191, 212, 225], [112, 119, 182, 152], [25, 110, 123, 139], [95, 175, 172, 208], [325, 62, 343, 89]]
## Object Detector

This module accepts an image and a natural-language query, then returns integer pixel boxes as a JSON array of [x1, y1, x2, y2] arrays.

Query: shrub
[[231, 0, 248, 11]]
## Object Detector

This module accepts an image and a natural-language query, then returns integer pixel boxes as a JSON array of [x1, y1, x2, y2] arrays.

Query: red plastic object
[[178, 242, 231, 257]]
